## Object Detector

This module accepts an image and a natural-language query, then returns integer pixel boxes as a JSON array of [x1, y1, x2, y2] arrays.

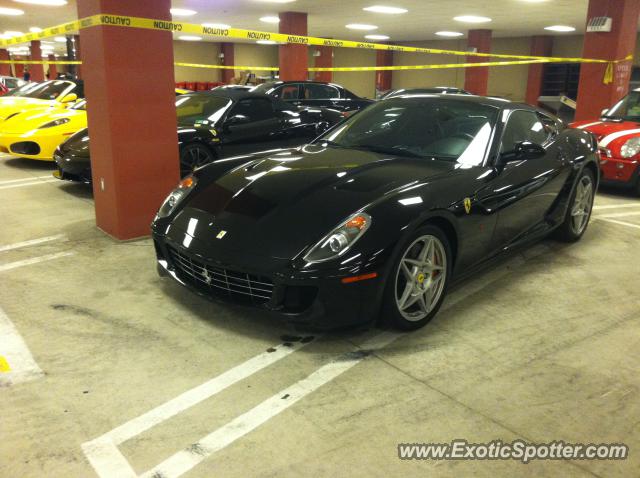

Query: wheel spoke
[[401, 261, 415, 281], [398, 282, 413, 309]]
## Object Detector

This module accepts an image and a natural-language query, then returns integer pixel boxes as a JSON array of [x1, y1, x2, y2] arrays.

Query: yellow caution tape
[[174, 62, 278, 71], [0, 14, 632, 67], [0, 355, 11, 373], [603, 62, 614, 85]]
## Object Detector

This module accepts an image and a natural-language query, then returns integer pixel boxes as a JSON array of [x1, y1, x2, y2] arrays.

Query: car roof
[[384, 92, 533, 110], [184, 89, 275, 101]]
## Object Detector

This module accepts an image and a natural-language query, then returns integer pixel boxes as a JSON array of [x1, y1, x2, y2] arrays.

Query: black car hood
[[170, 145, 457, 259]]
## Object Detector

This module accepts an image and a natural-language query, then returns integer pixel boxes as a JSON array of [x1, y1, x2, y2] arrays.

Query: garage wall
[[332, 48, 377, 98], [173, 40, 221, 83], [234, 43, 279, 82], [487, 37, 531, 101]]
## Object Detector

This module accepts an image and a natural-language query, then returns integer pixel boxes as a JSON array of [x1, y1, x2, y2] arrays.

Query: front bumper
[[0, 131, 68, 161], [599, 153, 639, 186], [152, 233, 387, 330], [54, 150, 92, 183]]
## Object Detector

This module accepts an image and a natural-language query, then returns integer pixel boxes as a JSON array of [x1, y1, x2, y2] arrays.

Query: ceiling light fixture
[[365, 34, 390, 40], [202, 23, 231, 29], [4, 31, 24, 37], [436, 31, 464, 37], [254, 0, 296, 3], [256, 39, 277, 44], [346, 23, 378, 30], [0, 7, 24, 15], [363, 5, 407, 14], [544, 25, 576, 32], [259, 16, 280, 23], [170, 8, 197, 16], [13, 0, 67, 5], [453, 15, 492, 23], [29, 27, 43, 32], [54, 36, 67, 42], [178, 35, 202, 41]]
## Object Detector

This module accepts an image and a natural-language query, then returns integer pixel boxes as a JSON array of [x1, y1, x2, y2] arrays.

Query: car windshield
[[175, 94, 233, 125], [604, 91, 640, 121], [70, 99, 86, 110], [5, 80, 73, 100], [318, 97, 498, 165]]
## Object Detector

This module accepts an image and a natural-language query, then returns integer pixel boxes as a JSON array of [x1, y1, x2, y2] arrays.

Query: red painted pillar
[[48, 54, 57, 79], [29, 41, 45, 82], [465, 29, 492, 96], [375, 50, 393, 94], [14, 59, 24, 79], [278, 12, 308, 81], [73, 35, 82, 79], [313, 46, 333, 82], [0, 49, 10, 76], [525, 36, 553, 106], [77, 0, 179, 240], [575, 0, 640, 121], [220, 42, 234, 84]]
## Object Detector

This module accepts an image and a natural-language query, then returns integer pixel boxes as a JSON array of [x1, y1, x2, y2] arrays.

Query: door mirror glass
[[60, 93, 78, 104], [502, 141, 546, 162]]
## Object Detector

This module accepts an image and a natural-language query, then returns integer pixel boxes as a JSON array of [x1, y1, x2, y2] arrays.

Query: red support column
[[0, 49, 10, 76], [375, 50, 393, 94], [48, 54, 57, 79], [278, 12, 308, 81], [525, 36, 553, 106], [220, 42, 234, 84], [77, 0, 179, 240], [73, 35, 82, 79], [464, 29, 492, 96], [14, 59, 24, 79], [29, 41, 45, 82], [575, 0, 640, 121], [313, 46, 333, 82]]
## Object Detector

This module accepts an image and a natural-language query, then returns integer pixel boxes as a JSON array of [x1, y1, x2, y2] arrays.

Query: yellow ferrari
[[0, 80, 82, 121], [0, 88, 191, 161]]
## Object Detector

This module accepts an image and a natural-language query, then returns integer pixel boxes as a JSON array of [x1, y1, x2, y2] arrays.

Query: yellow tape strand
[[0, 14, 632, 67]]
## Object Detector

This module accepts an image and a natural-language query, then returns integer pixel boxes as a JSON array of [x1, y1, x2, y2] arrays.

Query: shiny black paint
[[152, 97, 599, 329]]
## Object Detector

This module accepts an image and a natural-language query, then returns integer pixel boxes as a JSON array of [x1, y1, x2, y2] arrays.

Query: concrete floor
[[1, 153, 639, 478]]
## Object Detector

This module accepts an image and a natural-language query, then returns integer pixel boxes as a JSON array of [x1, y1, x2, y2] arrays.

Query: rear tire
[[179, 143, 216, 177], [554, 168, 595, 242], [382, 225, 452, 331]]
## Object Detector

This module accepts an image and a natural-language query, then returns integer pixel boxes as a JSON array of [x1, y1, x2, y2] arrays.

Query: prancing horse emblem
[[216, 230, 227, 239], [464, 198, 472, 215], [201, 268, 213, 285]]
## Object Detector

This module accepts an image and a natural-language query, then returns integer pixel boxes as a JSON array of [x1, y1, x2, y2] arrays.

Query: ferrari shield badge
[[216, 230, 227, 239], [464, 198, 472, 215]]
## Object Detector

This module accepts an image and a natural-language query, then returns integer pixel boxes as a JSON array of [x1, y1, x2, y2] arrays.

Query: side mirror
[[60, 93, 78, 104], [601, 108, 609, 117], [502, 141, 546, 162], [226, 114, 249, 126]]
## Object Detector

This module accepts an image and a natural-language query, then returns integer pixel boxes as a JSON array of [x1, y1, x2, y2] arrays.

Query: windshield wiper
[[350, 144, 423, 158]]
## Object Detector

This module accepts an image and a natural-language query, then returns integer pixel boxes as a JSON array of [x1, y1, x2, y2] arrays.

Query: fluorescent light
[[0, 7, 24, 15], [436, 31, 464, 37], [453, 15, 492, 23], [178, 35, 202, 41], [363, 5, 407, 14], [14, 0, 67, 5], [346, 23, 378, 30], [170, 8, 197, 16], [29, 27, 43, 32], [4, 31, 24, 37], [254, 0, 296, 3], [365, 34, 390, 40], [260, 16, 280, 23], [54, 36, 67, 42], [544, 25, 576, 32], [257, 40, 277, 45], [202, 23, 231, 29]]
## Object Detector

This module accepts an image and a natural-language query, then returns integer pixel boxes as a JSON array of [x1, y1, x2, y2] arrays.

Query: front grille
[[167, 245, 274, 304], [10, 141, 40, 156]]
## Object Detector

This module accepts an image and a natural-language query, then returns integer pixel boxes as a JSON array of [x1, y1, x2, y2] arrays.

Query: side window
[[501, 110, 549, 153], [303, 83, 340, 100], [274, 84, 300, 100], [229, 98, 274, 123]]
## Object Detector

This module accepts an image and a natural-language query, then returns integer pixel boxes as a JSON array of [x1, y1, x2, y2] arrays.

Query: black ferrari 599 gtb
[[152, 94, 599, 331]]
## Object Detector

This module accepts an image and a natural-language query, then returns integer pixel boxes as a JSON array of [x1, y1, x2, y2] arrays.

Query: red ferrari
[[571, 89, 640, 196]]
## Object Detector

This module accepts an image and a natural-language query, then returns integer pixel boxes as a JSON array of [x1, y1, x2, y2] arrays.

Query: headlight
[[39, 118, 70, 129], [303, 212, 371, 263], [156, 175, 197, 219], [620, 137, 640, 158]]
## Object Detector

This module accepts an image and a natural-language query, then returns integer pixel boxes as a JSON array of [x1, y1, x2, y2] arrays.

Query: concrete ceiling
[[0, 0, 628, 51]]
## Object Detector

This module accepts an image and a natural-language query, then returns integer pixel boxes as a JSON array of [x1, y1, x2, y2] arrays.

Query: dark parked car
[[151, 95, 599, 331], [379, 87, 471, 99], [251, 81, 373, 113], [54, 89, 343, 182]]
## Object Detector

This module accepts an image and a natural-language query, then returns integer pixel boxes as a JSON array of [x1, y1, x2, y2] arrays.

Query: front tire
[[554, 168, 595, 242], [382, 225, 451, 331], [179, 143, 216, 177]]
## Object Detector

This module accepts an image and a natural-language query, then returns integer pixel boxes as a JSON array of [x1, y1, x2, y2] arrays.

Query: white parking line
[[593, 203, 640, 210], [0, 251, 75, 272], [82, 341, 313, 478], [0, 305, 43, 386], [0, 175, 54, 186], [139, 332, 401, 478], [596, 217, 640, 230], [598, 211, 640, 219], [0, 234, 67, 253], [0, 179, 59, 190]]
